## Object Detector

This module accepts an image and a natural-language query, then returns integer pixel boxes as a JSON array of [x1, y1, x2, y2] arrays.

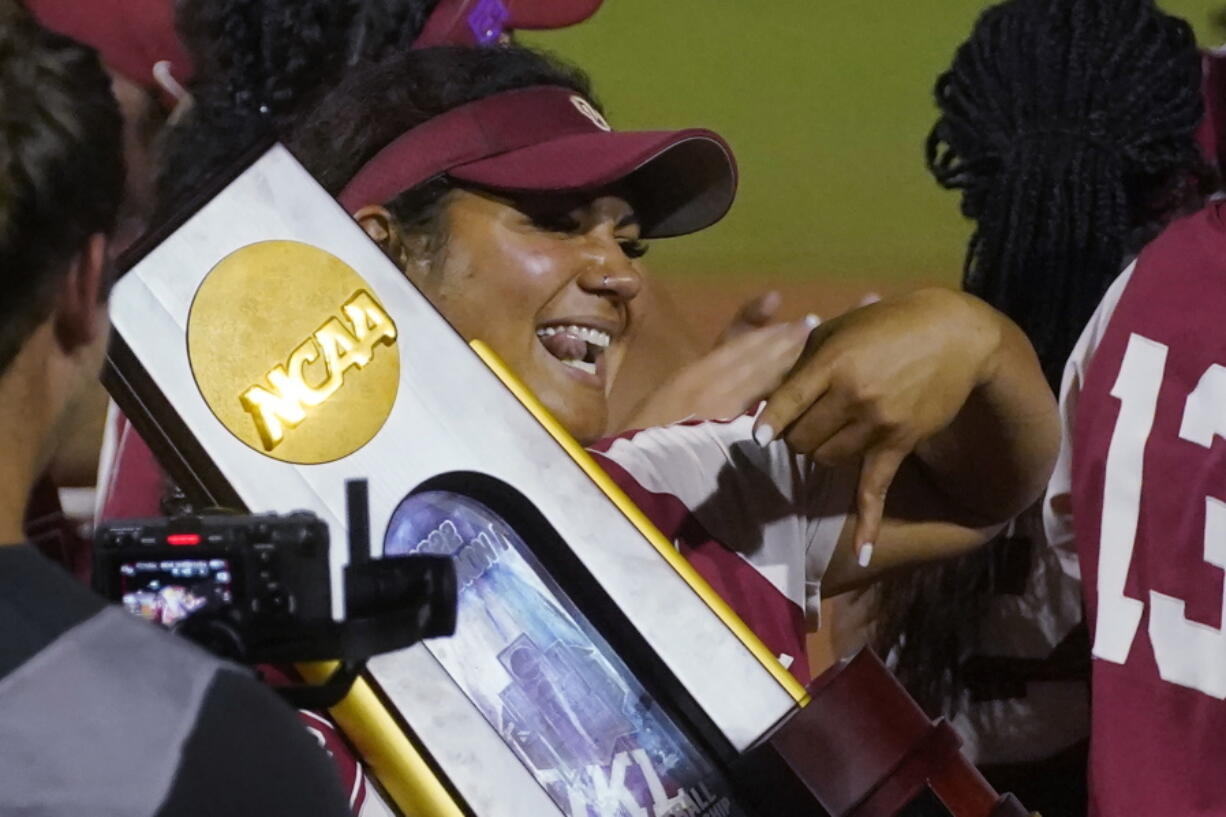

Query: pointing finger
[[754, 361, 831, 447], [852, 445, 907, 567], [753, 320, 833, 445]]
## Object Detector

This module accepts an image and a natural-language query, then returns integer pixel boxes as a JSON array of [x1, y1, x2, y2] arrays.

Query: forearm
[[914, 294, 1059, 527]]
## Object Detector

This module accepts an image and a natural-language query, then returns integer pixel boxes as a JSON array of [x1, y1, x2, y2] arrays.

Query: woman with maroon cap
[[100, 0, 804, 516], [157, 41, 1057, 660], [99, 0, 631, 522], [150, 37, 1059, 810], [161, 0, 807, 438]]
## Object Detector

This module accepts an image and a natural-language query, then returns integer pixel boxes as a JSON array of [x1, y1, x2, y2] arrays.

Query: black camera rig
[[94, 480, 456, 706]]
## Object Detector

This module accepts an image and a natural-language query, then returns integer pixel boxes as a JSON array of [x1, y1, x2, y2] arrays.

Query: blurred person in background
[[1198, 9, 1226, 184], [19, 0, 191, 578], [830, 1, 1208, 814], [26, 0, 192, 253], [1041, 6, 1226, 815], [0, 6, 352, 815]]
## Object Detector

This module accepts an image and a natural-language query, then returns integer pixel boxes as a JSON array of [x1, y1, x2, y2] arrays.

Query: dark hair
[[160, 41, 594, 234], [158, 0, 443, 209], [0, 2, 123, 375], [877, 0, 1205, 716], [928, 0, 1205, 388]]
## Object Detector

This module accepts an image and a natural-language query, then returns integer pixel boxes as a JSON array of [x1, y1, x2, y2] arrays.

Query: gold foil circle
[[187, 240, 400, 464]]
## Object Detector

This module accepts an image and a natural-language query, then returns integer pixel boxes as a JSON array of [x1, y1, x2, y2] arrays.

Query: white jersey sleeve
[[1043, 261, 1137, 579], [592, 410, 856, 627]]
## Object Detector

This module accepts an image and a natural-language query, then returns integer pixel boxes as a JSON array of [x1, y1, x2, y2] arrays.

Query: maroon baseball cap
[[414, 0, 604, 48], [338, 86, 737, 239], [25, 0, 193, 105]]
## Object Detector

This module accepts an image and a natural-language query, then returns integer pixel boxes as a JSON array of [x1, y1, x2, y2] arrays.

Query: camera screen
[[119, 557, 235, 627]]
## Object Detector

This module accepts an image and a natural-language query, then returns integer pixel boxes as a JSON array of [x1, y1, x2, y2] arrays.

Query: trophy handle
[[735, 649, 1035, 817]]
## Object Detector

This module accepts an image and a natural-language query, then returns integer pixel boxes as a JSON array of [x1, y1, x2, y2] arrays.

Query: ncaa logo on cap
[[570, 96, 611, 131]]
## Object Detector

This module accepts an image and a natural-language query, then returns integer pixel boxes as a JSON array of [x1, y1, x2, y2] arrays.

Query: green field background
[[524, 1, 1217, 294]]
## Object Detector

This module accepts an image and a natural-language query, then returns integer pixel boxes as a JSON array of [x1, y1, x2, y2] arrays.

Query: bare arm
[[755, 288, 1058, 593], [615, 290, 813, 431]]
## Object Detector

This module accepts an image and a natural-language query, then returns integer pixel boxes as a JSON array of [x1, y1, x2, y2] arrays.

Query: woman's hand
[[754, 288, 1053, 565], [716, 290, 784, 343], [624, 292, 817, 429]]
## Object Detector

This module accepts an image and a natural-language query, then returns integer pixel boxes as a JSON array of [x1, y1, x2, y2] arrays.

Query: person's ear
[[354, 204, 432, 283], [53, 232, 109, 353]]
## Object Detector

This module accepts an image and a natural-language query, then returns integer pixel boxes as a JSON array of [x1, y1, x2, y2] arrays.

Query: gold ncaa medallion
[[187, 240, 400, 464]]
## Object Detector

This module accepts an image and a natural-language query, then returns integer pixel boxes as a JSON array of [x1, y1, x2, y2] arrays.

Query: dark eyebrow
[[617, 211, 640, 229]]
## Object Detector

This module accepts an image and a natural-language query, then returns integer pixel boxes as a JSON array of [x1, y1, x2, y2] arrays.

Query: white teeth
[[560, 359, 597, 375], [535, 324, 611, 348]]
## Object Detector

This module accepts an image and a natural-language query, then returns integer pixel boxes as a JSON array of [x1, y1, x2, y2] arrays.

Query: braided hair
[[928, 0, 1206, 388], [158, 0, 442, 209], [875, 0, 1206, 718]]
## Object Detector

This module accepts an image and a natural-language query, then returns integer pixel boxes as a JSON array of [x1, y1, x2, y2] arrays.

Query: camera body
[[94, 511, 333, 639], [94, 486, 456, 706]]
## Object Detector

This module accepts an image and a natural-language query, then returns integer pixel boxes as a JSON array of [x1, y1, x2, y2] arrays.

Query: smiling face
[[387, 187, 648, 444]]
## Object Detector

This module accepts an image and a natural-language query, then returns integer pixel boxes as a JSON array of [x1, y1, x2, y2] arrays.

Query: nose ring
[[602, 274, 610, 288]]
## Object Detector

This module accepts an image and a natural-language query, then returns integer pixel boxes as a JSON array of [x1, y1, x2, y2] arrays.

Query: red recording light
[[167, 533, 201, 546]]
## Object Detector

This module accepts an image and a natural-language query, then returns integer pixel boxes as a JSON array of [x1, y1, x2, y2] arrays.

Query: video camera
[[93, 480, 457, 706]]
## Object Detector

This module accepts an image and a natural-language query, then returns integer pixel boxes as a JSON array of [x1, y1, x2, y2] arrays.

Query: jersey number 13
[[1096, 332, 1226, 699]]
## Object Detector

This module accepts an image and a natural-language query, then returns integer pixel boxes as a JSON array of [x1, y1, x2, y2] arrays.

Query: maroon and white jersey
[[1047, 202, 1226, 816], [590, 413, 856, 684]]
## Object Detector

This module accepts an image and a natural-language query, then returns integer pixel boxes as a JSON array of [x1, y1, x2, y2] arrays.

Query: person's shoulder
[[1136, 201, 1226, 279], [588, 412, 780, 508], [1081, 202, 1226, 367], [586, 418, 747, 534], [0, 605, 286, 816], [156, 669, 352, 816], [589, 411, 756, 458]]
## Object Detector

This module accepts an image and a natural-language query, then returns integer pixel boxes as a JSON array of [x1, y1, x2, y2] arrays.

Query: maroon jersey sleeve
[[95, 407, 167, 520], [1071, 202, 1226, 816]]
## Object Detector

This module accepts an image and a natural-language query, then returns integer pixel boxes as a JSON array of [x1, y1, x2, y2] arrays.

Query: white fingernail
[[858, 543, 874, 568], [753, 423, 775, 447], [804, 313, 821, 329]]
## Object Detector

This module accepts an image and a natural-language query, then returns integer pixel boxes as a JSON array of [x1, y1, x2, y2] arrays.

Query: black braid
[[928, 0, 1206, 388], [347, 0, 440, 65], [875, 0, 1206, 719], [158, 0, 442, 210]]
